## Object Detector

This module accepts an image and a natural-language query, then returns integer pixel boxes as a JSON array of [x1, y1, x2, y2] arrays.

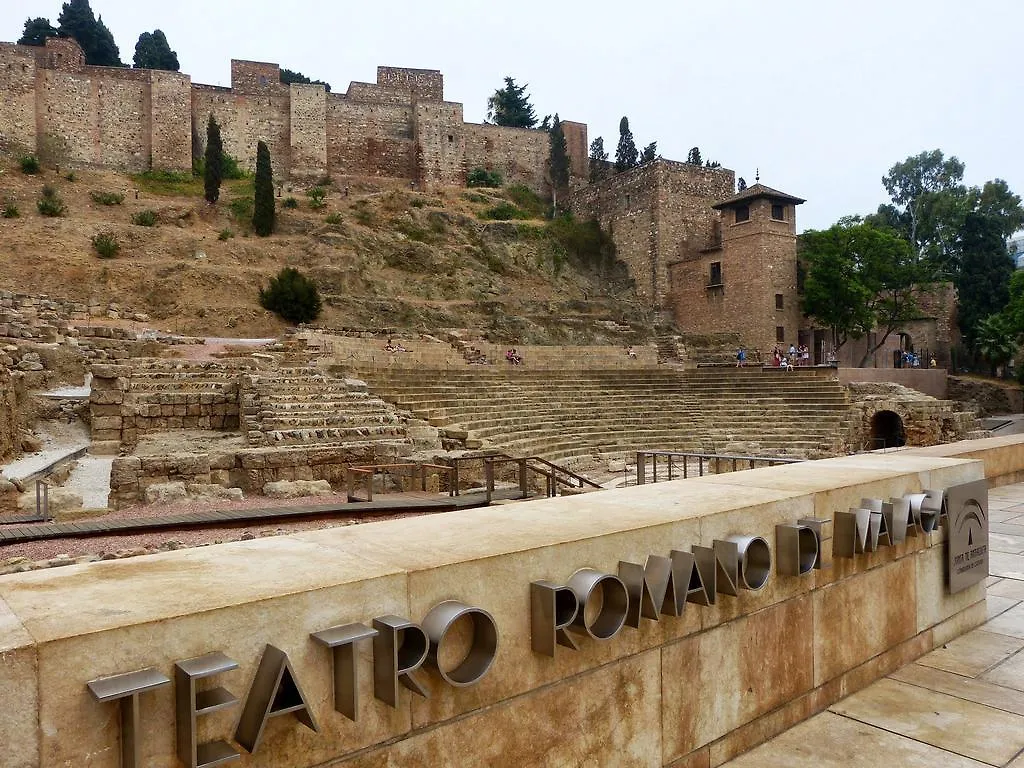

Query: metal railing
[[635, 450, 803, 484], [346, 463, 454, 503], [447, 452, 601, 502]]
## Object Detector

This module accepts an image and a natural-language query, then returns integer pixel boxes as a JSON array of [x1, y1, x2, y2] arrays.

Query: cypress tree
[[253, 140, 275, 236], [614, 117, 638, 173], [57, 0, 123, 66], [18, 17, 59, 46], [640, 142, 658, 164], [588, 137, 609, 182], [548, 114, 570, 212], [203, 114, 223, 204]]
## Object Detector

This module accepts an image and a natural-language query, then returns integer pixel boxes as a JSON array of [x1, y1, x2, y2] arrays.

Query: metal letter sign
[[946, 479, 989, 594]]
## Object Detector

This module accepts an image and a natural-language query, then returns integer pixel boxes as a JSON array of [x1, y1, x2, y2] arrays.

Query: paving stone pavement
[[723, 481, 1024, 768]]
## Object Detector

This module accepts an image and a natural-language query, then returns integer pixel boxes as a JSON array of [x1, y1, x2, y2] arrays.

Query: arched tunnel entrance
[[870, 410, 906, 449]]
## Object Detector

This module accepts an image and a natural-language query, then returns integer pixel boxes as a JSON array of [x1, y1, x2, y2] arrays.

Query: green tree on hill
[[548, 114, 570, 213], [640, 142, 658, 164], [252, 140, 275, 236], [259, 267, 322, 324], [588, 137, 609, 182], [487, 77, 538, 128], [57, 0, 123, 66], [18, 17, 59, 46], [133, 29, 179, 71], [614, 117, 638, 173], [800, 218, 926, 364], [203, 114, 224, 204], [280, 68, 331, 92]]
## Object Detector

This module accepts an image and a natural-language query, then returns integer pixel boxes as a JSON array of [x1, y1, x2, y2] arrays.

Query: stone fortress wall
[[0, 37, 587, 189]]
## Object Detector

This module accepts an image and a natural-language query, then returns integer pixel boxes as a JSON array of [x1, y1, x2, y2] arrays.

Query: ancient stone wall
[[107, 442, 394, 508], [415, 101, 466, 188], [376, 66, 443, 100], [89, 364, 241, 448], [326, 96, 416, 179], [0, 39, 584, 190], [0, 365, 16, 460], [0, 44, 38, 153], [463, 123, 548, 190], [192, 85, 291, 178]]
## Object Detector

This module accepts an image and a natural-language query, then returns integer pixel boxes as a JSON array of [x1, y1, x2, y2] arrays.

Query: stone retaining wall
[[0, 437, 1017, 766], [0, 365, 15, 459], [89, 364, 242, 447], [108, 442, 402, 508]]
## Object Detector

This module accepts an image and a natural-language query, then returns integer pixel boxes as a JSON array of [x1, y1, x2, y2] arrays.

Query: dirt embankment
[[0, 161, 647, 342]]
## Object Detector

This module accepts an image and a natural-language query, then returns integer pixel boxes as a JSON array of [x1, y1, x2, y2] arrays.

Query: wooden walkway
[[0, 490, 523, 545]]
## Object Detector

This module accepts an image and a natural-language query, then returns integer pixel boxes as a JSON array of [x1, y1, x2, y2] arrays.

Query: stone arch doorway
[[870, 410, 906, 449]]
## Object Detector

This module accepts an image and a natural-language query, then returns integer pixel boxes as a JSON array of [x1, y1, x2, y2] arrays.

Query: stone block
[[109, 457, 141, 487], [145, 482, 188, 504], [0, 598, 37, 768], [813, 556, 918, 686], [661, 596, 814, 760], [91, 416, 122, 431], [263, 479, 333, 498]]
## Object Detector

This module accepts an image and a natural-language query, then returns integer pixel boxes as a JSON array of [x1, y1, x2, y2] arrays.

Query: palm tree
[[974, 314, 1018, 378]]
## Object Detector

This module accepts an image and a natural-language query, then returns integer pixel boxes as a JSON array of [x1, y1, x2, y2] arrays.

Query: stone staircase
[[241, 367, 416, 450], [355, 367, 850, 465]]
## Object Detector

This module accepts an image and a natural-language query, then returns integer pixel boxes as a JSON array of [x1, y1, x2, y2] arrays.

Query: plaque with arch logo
[[945, 479, 989, 594]]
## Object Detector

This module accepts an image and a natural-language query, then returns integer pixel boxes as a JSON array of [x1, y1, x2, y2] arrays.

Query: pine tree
[[203, 114, 223, 204], [614, 117, 638, 173], [640, 142, 658, 164], [588, 137, 609, 182], [252, 140, 275, 236], [486, 77, 538, 128], [686, 147, 702, 165], [133, 29, 179, 71], [57, 0, 123, 66], [18, 17, 59, 46], [548, 114, 570, 212]]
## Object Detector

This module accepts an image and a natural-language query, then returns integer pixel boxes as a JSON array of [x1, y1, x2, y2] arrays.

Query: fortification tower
[[667, 183, 805, 353]]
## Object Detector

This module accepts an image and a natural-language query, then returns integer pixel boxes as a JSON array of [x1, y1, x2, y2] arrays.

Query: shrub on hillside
[[131, 209, 158, 227], [2, 200, 19, 218], [307, 186, 327, 210], [218, 228, 234, 241], [325, 212, 343, 225], [90, 190, 125, 206], [65, 171, 77, 182], [37, 185, 66, 217], [91, 232, 119, 258], [545, 214, 617, 272], [20, 155, 40, 175], [467, 167, 502, 188], [506, 184, 546, 217], [282, 196, 299, 209], [258, 267, 322, 324], [481, 202, 529, 221]]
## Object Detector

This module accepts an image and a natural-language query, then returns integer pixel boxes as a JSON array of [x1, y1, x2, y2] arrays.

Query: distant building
[[1009, 234, 1024, 269]]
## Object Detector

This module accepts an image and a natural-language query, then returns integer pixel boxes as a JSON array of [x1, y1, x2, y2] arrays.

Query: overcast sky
[[5, 0, 1021, 231]]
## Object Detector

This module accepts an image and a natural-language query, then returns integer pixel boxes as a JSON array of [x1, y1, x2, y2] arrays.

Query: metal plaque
[[946, 479, 989, 594]]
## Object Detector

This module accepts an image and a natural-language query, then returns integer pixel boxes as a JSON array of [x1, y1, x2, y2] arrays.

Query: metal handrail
[[346, 462, 454, 502], [446, 452, 602, 499], [635, 450, 803, 484]]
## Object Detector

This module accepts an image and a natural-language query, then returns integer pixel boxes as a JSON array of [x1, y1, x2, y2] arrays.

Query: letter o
[[422, 601, 499, 687], [567, 568, 629, 640], [728, 536, 772, 591]]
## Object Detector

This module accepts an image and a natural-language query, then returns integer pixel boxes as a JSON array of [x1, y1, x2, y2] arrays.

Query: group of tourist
[[770, 343, 810, 369], [506, 348, 523, 365], [384, 338, 408, 353], [466, 346, 490, 364]]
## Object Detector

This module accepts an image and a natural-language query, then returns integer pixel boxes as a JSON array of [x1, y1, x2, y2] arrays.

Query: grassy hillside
[[0, 157, 647, 342]]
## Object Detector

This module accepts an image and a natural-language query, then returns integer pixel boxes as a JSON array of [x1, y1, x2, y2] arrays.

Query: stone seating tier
[[355, 367, 851, 462]]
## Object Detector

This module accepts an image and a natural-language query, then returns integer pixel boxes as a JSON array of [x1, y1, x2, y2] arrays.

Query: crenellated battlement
[[0, 37, 586, 189]]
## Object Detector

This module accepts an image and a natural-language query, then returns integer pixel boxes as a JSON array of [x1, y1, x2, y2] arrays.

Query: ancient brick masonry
[[0, 38, 588, 190], [0, 366, 16, 460]]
